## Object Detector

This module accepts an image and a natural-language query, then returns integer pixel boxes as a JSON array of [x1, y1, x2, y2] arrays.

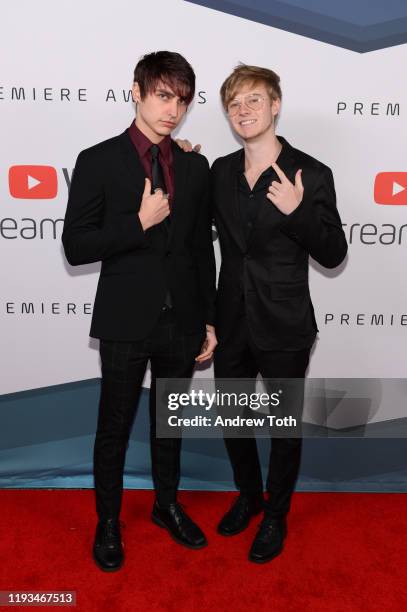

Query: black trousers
[[94, 309, 205, 520], [214, 313, 311, 520]]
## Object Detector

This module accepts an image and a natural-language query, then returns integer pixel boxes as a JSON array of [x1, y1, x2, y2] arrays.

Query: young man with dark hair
[[211, 64, 347, 563], [62, 51, 217, 572]]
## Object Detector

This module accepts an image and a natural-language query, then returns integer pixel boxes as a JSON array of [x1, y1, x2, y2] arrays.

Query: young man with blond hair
[[212, 64, 347, 563]]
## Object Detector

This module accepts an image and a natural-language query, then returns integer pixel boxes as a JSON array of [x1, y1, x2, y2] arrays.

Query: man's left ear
[[272, 98, 281, 117]]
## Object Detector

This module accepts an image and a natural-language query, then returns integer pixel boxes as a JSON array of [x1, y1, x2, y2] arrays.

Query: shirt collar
[[128, 120, 173, 164], [237, 135, 288, 175]]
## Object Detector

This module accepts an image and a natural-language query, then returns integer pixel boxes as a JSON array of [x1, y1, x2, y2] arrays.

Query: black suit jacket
[[212, 136, 348, 350], [62, 130, 216, 340]]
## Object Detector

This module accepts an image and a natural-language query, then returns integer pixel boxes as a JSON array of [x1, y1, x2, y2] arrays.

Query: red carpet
[[1, 490, 407, 611]]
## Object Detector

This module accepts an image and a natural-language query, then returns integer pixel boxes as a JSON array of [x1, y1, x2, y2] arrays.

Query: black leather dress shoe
[[93, 518, 124, 572], [151, 502, 207, 549], [217, 494, 264, 536], [248, 516, 287, 563]]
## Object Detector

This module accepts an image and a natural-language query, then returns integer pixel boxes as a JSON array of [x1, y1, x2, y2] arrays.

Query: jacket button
[[166, 251, 171, 257]]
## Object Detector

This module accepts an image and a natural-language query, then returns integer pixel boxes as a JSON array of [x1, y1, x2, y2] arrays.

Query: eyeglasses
[[227, 94, 266, 116]]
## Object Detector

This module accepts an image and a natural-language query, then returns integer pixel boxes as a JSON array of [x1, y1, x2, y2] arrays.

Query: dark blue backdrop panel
[[1, 380, 407, 491], [184, 0, 407, 52]]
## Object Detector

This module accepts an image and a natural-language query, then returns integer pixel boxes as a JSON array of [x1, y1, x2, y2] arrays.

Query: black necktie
[[151, 144, 171, 228], [150, 144, 167, 194], [150, 144, 172, 308]]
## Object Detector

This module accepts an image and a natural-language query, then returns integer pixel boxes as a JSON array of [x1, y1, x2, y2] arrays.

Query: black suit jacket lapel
[[118, 130, 146, 193], [168, 143, 189, 244]]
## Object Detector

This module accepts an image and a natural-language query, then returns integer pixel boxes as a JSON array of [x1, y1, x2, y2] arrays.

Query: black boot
[[217, 494, 264, 536], [93, 518, 124, 572]]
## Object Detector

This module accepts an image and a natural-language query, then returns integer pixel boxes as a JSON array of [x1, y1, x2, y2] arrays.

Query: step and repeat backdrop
[[1, 0, 406, 489]]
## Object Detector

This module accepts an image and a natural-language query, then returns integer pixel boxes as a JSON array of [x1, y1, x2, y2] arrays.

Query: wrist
[[138, 211, 149, 231]]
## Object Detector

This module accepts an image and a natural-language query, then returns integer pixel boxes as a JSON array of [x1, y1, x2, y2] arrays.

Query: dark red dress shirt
[[127, 120, 175, 204]]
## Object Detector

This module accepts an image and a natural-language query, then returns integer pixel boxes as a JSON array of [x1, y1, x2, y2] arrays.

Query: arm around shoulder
[[193, 155, 216, 325]]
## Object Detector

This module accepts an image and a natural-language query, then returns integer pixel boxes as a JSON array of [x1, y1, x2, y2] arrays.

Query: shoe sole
[[217, 508, 263, 537], [92, 550, 124, 572], [151, 514, 208, 550], [248, 546, 284, 564]]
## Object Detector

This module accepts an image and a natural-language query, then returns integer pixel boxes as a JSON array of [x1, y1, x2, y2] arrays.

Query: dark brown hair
[[134, 51, 195, 105], [220, 64, 282, 110]]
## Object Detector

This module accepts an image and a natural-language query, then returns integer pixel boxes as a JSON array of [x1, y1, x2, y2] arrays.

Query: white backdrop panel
[[1, 0, 406, 400]]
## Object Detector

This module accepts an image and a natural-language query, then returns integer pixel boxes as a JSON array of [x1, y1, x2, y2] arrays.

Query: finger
[[268, 186, 280, 197], [270, 181, 282, 191], [162, 197, 170, 211], [175, 138, 192, 152], [195, 350, 213, 362], [143, 177, 151, 197], [266, 192, 278, 204], [205, 337, 217, 351], [271, 161, 287, 183], [295, 169, 303, 191], [183, 139, 193, 152], [157, 191, 169, 200], [193, 144, 202, 153], [195, 339, 209, 360]]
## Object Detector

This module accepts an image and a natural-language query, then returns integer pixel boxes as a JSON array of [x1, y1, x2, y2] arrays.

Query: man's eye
[[159, 93, 169, 100]]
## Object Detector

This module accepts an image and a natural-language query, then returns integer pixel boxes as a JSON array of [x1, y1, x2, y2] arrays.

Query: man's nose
[[169, 99, 179, 117], [239, 104, 250, 115]]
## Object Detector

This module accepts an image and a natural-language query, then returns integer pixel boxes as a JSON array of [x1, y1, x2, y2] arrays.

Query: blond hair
[[220, 64, 282, 110]]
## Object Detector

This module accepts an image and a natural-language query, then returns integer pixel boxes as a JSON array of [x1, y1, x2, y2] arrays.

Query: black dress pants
[[94, 309, 204, 520], [214, 312, 311, 520]]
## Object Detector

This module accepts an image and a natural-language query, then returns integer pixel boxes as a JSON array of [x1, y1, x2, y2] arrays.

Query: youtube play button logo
[[9, 165, 58, 199], [374, 172, 407, 205]]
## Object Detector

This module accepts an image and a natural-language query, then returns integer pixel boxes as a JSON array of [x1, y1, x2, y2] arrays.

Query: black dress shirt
[[237, 141, 290, 240]]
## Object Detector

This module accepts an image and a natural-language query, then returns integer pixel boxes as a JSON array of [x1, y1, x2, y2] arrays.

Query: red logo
[[9, 165, 58, 199], [374, 172, 407, 205]]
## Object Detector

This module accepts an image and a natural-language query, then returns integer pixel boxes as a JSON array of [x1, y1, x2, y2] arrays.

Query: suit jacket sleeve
[[192, 156, 216, 326], [280, 165, 348, 268], [62, 149, 148, 266]]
